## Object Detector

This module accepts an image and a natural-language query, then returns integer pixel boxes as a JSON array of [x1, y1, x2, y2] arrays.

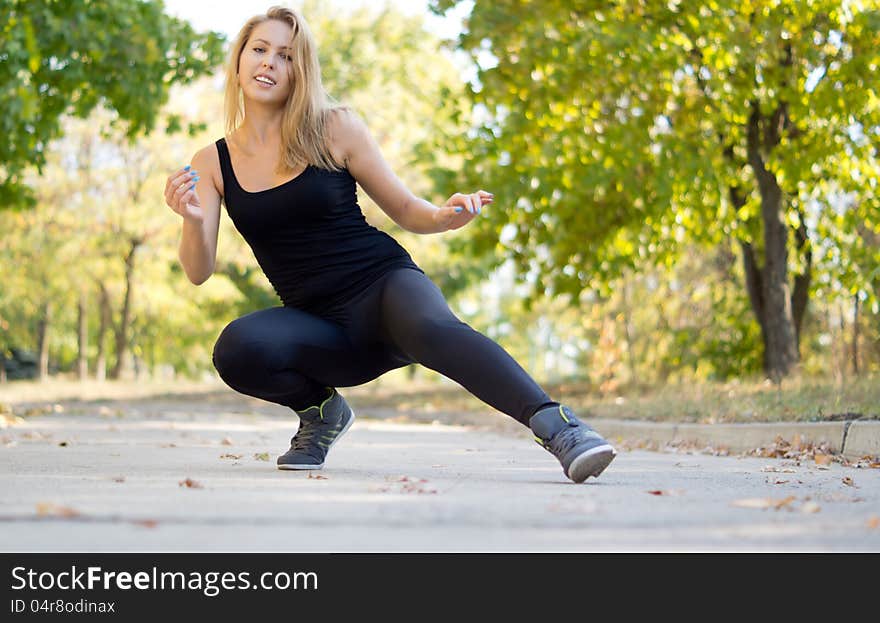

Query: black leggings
[[211, 267, 554, 426]]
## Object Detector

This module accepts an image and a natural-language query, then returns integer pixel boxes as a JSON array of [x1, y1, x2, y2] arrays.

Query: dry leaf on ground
[[731, 496, 796, 510], [219, 453, 243, 460], [253, 452, 270, 461], [814, 453, 832, 465], [221, 437, 233, 446], [867, 516, 880, 529], [36, 503, 79, 518], [307, 473, 328, 480], [842, 477, 855, 487], [178, 478, 203, 489], [800, 501, 821, 514], [761, 466, 797, 473]]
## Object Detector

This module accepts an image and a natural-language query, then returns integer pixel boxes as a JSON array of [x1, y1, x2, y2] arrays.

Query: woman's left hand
[[434, 190, 493, 231]]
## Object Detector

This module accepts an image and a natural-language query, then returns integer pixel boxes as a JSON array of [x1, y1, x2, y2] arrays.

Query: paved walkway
[[2, 410, 878, 552]]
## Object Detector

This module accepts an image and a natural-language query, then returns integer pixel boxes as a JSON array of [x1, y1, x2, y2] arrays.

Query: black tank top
[[215, 137, 423, 312]]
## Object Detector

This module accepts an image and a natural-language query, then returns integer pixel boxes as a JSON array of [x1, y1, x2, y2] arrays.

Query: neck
[[237, 103, 285, 148]]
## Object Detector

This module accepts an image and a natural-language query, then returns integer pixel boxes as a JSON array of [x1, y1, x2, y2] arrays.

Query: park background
[[1, 0, 878, 426]]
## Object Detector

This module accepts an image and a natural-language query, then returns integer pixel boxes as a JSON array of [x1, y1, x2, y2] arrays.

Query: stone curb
[[589, 419, 880, 460]]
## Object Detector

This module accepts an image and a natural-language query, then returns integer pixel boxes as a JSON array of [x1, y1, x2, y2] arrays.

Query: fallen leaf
[[134, 519, 159, 529], [253, 452, 270, 461], [771, 479, 789, 485], [58, 441, 68, 447], [307, 473, 328, 480], [221, 437, 233, 446], [647, 490, 666, 496], [36, 503, 79, 517], [867, 516, 880, 529], [178, 478, 203, 489], [731, 496, 796, 510], [842, 477, 855, 487], [219, 453, 243, 460], [801, 501, 821, 514], [814, 453, 832, 465]]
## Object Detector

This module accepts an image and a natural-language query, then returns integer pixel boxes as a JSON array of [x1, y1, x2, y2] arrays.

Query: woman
[[163, 6, 615, 483]]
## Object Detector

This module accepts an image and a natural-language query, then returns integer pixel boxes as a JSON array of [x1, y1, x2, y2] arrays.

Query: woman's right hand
[[164, 166, 204, 222]]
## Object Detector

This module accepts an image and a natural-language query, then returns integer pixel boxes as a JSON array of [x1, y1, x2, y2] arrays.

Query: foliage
[[428, 0, 880, 373], [0, 0, 225, 209]]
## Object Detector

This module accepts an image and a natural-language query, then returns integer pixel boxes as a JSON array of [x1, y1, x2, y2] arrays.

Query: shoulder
[[323, 107, 370, 166], [191, 141, 224, 196]]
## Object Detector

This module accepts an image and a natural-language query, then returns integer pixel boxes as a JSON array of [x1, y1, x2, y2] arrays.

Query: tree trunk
[[37, 301, 52, 381], [621, 274, 638, 387], [96, 283, 111, 382], [791, 208, 812, 348], [852, 295, 860, 376], [111, 239, 140, 380], [77, 290, 88, 380], [741, 103, 800, 381], [838, 301, 847, 382]]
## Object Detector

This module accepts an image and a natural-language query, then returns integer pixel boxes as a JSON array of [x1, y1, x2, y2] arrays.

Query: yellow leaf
[[731, 496, 796, 510]]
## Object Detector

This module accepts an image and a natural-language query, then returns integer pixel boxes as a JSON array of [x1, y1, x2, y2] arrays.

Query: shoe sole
[[567, 444, 617, 483], [277, 408, 356, 471]]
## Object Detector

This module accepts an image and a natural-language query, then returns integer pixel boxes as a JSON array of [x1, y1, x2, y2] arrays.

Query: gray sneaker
[[277, 387, 355, 470], [529, 404, 616, 483]]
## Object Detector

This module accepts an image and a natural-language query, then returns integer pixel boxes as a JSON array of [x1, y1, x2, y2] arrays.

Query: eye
[[253, 47, 264, 53]]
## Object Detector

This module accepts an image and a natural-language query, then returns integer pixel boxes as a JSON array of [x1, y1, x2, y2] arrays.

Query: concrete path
[[1, 410, 879, 552]]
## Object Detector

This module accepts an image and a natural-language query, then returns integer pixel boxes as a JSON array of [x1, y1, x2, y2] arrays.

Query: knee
[[395, 314, 469, 357], [212, 319, 264, 384]]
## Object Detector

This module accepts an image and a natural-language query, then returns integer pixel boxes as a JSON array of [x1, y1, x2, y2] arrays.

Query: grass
[[562, 375, 880, 424], [1, 372, 877, 425]]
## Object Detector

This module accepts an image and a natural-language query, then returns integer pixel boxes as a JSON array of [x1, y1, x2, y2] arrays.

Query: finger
[[166, 165, 192, 192], [179, 189, 196, 211], [171, 168, 197, 193], [174, 173, 199, 200], [471, 193, 481, 214], [173, 182, 194, 206]]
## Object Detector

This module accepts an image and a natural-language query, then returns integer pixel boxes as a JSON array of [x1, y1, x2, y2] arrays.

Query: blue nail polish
[[455, 207, 462, 213], [190, 184, 195, 190], [184, 165, 191, 171]]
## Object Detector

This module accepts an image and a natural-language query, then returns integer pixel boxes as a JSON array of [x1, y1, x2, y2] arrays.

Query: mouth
[[254, 75, 276, 87]]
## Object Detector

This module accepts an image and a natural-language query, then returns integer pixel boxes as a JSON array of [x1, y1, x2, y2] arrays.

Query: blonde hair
[[223, 5, 348, 172]]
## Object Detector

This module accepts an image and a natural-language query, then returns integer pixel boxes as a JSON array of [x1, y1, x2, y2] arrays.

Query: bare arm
[[327, 109, 493, 234], [164, 145, 222, 285]]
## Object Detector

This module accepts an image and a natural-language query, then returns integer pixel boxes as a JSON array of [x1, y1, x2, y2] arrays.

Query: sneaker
[[529, 404, 616, 483], [277, 387, 355, 470]]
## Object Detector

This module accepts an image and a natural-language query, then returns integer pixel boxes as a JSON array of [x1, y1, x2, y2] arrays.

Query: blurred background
[[1, 0, 878, 423]]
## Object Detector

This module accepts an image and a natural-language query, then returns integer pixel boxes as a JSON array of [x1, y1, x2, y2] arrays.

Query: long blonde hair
[[223, 5, 348, 172]]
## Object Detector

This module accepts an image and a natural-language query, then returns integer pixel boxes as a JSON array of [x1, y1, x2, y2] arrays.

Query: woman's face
[[238, 19, 294, 104]]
